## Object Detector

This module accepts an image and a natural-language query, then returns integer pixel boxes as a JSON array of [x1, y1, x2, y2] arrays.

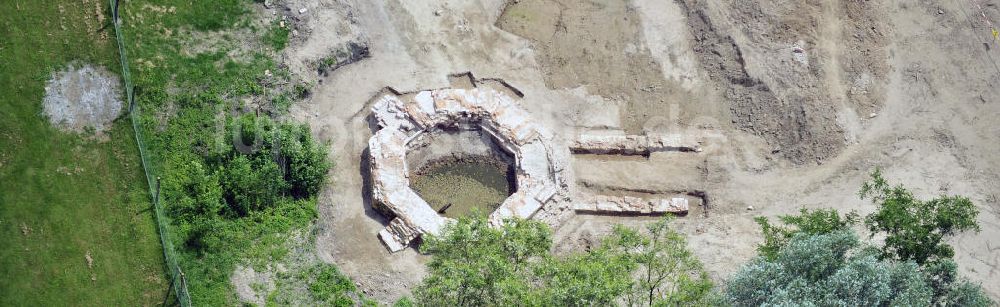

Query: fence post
[[155, 176, 161, 204], [113, 0, 120, 23], [160, 273, 176, 307]]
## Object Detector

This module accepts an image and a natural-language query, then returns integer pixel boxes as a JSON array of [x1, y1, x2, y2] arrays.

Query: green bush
[[160, 113, 328, 251], [162, 159, 224, 222], [220, 155, 287, 215], [276, 123, 331, 198], [144, 58, 329, 304], [726, 231, 933, 306]]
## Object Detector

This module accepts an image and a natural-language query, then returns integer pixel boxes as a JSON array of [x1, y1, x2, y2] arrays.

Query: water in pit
[[410, 158, 513, 218]]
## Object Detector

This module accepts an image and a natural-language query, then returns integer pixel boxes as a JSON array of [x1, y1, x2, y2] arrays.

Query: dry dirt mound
[[677, 0, 890, 164], [42, 64, 123, 135]]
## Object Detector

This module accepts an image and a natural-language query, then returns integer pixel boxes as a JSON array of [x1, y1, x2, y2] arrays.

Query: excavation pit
[[368, 78, 561, 252], [406, 130, 517, 218]]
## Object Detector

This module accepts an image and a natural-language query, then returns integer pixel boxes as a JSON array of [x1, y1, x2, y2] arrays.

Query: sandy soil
[[263, 0, 1000, 303]]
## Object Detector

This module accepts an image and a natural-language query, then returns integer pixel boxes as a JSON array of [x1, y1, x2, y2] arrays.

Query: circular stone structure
[[368, 85, 560, 252]]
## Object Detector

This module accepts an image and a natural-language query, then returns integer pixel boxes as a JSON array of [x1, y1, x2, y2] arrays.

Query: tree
[[941, 279, 995, 307], [277, 123, 330, 198], [602, 217, 715, 306], [409, 216, 716, 306], [737, 171, 994, 306], [534, 246, 635, 306], [726, 231, 934, 306], [860, 169, 981, 265], [922, 259, 995, 306], [413, 216, 550, 306]]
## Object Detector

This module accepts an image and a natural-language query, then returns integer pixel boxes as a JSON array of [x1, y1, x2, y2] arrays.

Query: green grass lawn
[[0, 1, 168, 305]]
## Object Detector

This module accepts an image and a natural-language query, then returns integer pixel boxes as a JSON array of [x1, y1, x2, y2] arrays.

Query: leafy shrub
[[276, 123, 330, 198], [534, 246, 635, 306], [152, 100, 328, 304], [161, 113, 328, 251], [162, 158, 224, 222], [922, 259, 995, 306]]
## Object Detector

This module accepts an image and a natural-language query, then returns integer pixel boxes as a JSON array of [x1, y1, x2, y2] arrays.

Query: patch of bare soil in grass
[[264, 0, 371, 82], [42, 64, 123, 137]]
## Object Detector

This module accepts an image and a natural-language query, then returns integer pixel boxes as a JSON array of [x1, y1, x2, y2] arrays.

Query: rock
[[574, 195, 689, 214], [791, 40, 809, 65], [868, 112, 877, 118], [746, 205, 754, 211], [434, 10, 443, 16], [569, 132, 702, 155]]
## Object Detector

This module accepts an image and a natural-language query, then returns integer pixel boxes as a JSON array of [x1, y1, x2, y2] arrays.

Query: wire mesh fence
[[108, 0, 192, 305]]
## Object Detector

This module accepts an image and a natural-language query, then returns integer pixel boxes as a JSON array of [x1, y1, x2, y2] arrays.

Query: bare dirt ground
[[42, 64, 123, 136], [261, 0, 1000, 303]]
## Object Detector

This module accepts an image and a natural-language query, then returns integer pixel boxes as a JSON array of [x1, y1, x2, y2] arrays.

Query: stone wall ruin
[[367, 74, 703, 252], [368, 79, 561, 252]]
